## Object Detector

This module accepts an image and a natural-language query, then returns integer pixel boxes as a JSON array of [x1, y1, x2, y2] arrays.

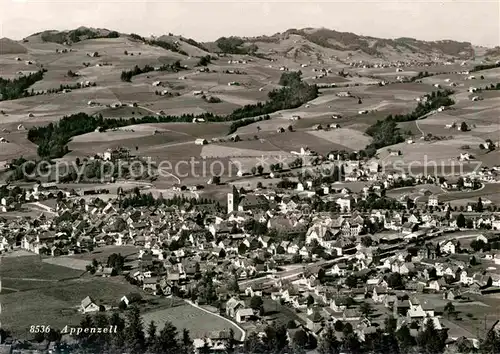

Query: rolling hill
[[16, 25, 488, 63], [0, 38, 28, 55], [205, 27, 477, 62]]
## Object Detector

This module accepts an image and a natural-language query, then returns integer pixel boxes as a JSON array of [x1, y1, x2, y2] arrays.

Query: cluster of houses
[[210, 224, 500, 347], [0, 171, 499, 351]]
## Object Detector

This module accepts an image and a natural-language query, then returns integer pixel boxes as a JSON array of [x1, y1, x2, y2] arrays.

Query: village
[[1, 4, 500, 351], [1, 145, 500, 353]]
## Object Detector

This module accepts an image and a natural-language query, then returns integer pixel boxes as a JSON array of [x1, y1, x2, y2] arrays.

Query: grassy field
[[438, 183, 500, 203], [142, 303, 244, 340], [1, 273, 138, 339], [378, 135, 485, 165], [0, 254, 83, 280], [445, 294, 500, 341], [68, 245, 139, 262], [307, 128, 372, 151]]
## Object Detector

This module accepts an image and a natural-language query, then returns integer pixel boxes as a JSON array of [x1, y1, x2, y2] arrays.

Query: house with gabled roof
[[80, 296, 99, 313], [235, 308, 254, 323], [225, 297, 245, 317], [306, 311, 324, 332]]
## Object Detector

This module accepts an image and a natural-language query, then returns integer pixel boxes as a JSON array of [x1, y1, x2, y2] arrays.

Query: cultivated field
[[0, 254, 83, 281], [0, 276, 139, 338], [307, 128, 372, 151], [378, 135, 486, 165], [0, 252, 144, 339]]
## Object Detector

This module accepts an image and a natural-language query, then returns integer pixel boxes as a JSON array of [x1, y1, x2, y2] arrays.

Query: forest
[[0, 69, 46, 101]]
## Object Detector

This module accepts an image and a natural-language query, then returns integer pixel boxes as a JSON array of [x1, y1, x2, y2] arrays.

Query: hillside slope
[[0, 38, 28, 55], [208, 27, 477, 62]]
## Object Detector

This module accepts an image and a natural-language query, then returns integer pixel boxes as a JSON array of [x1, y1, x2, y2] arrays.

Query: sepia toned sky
[[0, 0, 499, 47]]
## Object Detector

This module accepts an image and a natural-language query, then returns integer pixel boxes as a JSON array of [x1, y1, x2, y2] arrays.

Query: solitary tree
[[477, 197, 484, 212], [124, 306, 146, 352], [293, 329, 309, 349], [457, 213, 466, 228], [361, 235, 373, 247], [444, 301, 455, 319], [360, 302, 372, 318], [306, 294, 315, 307], [250, 295, 264, 312], [334, 320, 344, 332]]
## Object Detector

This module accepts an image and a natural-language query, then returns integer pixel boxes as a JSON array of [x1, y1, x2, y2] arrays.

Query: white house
[[428, 195, 439, 207], [460, 270, 474, 285], [80, 296, 100, 313], [441, 240, 457, 254], [194, 138, 208, 146], [235, 308, 254, 323]]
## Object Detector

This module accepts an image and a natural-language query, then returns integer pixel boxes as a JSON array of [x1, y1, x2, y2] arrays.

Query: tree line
[[0, 69, 46, 101], [215, 36, 258, 55], [361, 89, 455, 157], [471, 62, 500, 72], [128, 34, 188, 56], [229, 115, 270, 134], [30, 306, 483, 354], [121, 62, 182, 82], [120, 192, 222, 211], [41, 28, 119, 44]]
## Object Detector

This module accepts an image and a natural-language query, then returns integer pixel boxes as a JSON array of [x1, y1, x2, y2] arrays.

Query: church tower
[[227, 185, 240, 214], [227, 193, 234, 214]]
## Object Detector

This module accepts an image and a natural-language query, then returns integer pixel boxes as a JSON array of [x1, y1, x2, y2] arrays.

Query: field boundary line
[[184, 299, 246, 342]]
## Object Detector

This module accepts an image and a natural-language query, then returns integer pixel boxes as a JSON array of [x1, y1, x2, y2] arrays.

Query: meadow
[[142, 303, 244, 340]]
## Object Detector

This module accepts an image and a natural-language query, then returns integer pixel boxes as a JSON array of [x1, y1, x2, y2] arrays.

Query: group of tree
[[196, 55, 213, 66], [181, 37, 209, 51], [56, 306, 199, 354], [128, 34, 189, 56], [482, 82, 500, 91], [46, 82, 97, 94], [360, 89, 455, 157], [316, 317, 450, 354], [409, 71, 434, 82], [356, 193, 405, 211], [250, 165, 265, 175], [471, 62, 500, 72], [41, 28, 119, 44], [229, 115, 270, 134], [121, 62, 182, 82], [0, 69, 46, 101], [215, 36, 258, 55], [120, 192, 222, 211], [148, 39, 188, 56], [456, 213, 478, 229], [227, 71, 318, 124], [107, 253, 125, 274]]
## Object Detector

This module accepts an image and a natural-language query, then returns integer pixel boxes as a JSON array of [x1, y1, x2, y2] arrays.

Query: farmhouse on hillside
[[80, 296, 100, 313]]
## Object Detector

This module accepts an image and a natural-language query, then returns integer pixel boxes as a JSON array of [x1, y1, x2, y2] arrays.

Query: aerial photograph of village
[[0, 1, 499, 353]]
